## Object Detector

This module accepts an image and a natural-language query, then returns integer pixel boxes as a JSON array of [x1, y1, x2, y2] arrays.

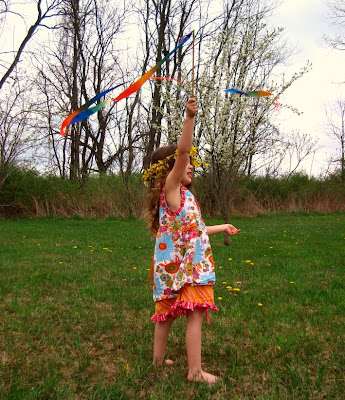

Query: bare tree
[[324, 0, 345, 51], [0, 82, 33, 192], [0, 0, 61, 191], [282, 131, 319, 179], [325, 99, 345, 181], [34, 0, 129, 181], [134, 0, 213, 168], [0, 0, 62, 91]]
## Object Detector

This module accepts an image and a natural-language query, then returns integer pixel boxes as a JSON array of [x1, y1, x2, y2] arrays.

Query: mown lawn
[[0, 213, 344, 399]]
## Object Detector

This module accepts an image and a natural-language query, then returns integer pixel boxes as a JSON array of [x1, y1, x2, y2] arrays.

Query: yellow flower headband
[[142, 146, 203, 185]]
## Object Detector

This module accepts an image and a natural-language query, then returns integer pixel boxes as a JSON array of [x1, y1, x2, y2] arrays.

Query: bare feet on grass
[[187, 369, 219, 385]]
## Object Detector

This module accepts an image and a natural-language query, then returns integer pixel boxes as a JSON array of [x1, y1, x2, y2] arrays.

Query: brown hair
[[145, 144, 193, 236]]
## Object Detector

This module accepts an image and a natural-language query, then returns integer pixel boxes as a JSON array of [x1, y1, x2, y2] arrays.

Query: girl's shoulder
[[160, 184, 187, 217], [160, 184, 197, 217]]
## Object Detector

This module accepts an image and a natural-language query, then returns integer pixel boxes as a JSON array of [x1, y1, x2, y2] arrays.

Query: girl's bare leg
[[186, 309, 218, 385], [153, 315, 175, 366]]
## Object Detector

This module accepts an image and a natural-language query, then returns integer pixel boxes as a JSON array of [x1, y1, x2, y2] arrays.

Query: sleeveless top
[[152, 184, 216, 302]]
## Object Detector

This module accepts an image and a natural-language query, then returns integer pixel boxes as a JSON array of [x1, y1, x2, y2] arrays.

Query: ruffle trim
[[160, 184, 186, 216], [151, 301, 219, 324]]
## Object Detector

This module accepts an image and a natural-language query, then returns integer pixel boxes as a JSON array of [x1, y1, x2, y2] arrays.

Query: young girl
[[144, 98, 240, 385]]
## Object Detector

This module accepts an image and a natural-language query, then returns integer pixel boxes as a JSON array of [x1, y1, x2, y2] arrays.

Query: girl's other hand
[[186, 98, 198, 119], [224, 224, 241, 236]]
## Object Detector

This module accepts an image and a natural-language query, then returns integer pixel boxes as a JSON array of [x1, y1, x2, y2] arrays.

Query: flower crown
[[142, 146, 204, 185]]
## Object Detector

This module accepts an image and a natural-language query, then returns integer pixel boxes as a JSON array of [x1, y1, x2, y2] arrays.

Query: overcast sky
[[269, 0, 344, 175]]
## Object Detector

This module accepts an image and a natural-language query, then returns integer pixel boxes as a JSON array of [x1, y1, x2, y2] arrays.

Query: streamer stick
[[192, 30, 195, 97]]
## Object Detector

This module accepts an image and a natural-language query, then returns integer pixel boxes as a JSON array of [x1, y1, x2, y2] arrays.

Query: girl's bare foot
[[187, 370, 219, 385], [153, 358, 174, 366]]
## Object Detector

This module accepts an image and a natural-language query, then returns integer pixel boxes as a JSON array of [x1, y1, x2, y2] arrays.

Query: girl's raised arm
[[165, 98, 198, 198]]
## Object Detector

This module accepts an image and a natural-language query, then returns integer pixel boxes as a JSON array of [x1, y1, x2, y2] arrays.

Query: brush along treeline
[[0, 167, 344, 218]]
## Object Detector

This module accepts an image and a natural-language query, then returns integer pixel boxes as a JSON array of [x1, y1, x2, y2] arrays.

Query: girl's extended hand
[[186, 98, 198, 119], [224, 224, 241, 236]]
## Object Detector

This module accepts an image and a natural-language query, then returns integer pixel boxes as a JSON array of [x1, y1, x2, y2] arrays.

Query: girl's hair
[[145, 144, 192, 236]]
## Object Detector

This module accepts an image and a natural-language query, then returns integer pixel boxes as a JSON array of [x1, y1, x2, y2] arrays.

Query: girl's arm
[[165, 98, 198, 209], [206, 224, 241, 236]]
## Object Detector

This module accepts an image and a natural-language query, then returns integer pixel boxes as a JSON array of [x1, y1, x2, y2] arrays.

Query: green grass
[[0, 213, 344, 399]]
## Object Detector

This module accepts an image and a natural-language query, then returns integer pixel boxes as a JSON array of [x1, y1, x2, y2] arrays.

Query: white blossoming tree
[[158, 0, 311, 244]]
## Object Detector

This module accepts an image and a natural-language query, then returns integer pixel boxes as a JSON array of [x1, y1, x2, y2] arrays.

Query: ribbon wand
[[60, 33, 193, 136]]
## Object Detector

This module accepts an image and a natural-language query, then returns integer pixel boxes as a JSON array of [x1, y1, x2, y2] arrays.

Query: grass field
[[0, 213, 344, 399]]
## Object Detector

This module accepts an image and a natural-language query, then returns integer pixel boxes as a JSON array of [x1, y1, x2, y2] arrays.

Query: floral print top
[[152, 184, 216, 302]]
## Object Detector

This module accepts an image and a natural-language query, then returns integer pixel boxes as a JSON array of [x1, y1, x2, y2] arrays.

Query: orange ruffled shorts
[[152, 284, 218, 324]]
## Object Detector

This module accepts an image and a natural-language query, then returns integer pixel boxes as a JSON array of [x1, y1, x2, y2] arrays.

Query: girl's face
[[181, 161, 193, 186]]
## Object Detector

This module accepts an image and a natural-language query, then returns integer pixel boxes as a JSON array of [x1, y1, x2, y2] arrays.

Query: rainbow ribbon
[[224, 88, 271, 97], [150, 77, 279, 109], [60, 33, 193, 136]]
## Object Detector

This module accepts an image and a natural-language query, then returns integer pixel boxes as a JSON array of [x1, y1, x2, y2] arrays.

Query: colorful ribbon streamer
[[151, 77, 279, 109], [224, 88, 271, 97], [60, 33, 193, 136]]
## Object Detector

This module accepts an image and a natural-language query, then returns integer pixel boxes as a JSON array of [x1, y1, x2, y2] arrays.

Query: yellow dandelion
[[59, 262, 63, 264], [245, 260, 251, 263], [233, 288, 240, 292], [226, 286, 232, 289], [73, 246, 77, 249], [290, 281, 295, 284], [219, 266, 223, 269], [236, 281, 241, 284], [133, 267, 137, 270], [218, 297, 223, 300], [228, 258, 233, 261], [222, 281, 227, 284], [250, 262, 254, 266], [243, 290, 248, 294], [258, 303, 263, 307]]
